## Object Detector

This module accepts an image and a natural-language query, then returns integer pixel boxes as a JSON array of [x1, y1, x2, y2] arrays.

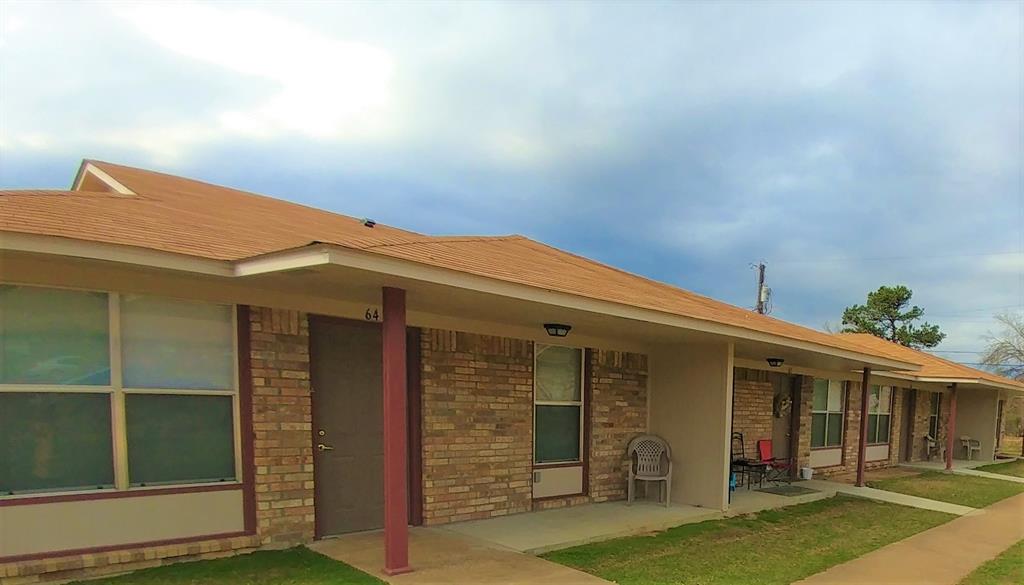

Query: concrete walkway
[[801, 479, 977, 516], [902, 461, 1024, 484], [795, 491, 1024, 585], [310, 527, 610, 585]]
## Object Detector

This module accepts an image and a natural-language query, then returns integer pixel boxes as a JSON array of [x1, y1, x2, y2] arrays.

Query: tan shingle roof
[[838, 333, 1024, 390], [0, 160, 925, 364]]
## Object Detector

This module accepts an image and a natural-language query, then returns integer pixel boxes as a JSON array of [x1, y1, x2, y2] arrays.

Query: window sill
[[0, 481, 243, 507], [810, 446, 843, 451], [533, 461, 583, 469]]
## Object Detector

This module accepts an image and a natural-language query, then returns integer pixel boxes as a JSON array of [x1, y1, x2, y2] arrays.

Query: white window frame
[[533, 343, 585, 466], [0, 283, 241, 497], [928, 392, 941, 439], [866, 385, 893, 445], [811, 379, 846, 449]]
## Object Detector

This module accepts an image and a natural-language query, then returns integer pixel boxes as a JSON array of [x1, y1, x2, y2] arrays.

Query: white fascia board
[[316, 245, 922, 371], [74, 163, 136, 195], [232, 247, 331, 276], [0, 232, 232, 276]]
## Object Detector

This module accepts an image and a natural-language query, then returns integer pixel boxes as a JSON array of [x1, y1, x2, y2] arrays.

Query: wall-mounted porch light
[[766, 357, 785, 368], [543, 323, 572, 337]]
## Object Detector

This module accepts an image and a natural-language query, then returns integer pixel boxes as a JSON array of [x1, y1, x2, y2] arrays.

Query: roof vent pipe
[[362, 218, 377, 228]]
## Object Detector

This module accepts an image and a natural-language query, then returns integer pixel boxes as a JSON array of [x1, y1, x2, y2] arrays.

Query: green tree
[[981, 312, 1024, 381], [841, 285, 945, 348]]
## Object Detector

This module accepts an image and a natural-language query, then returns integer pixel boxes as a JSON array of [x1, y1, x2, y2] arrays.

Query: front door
[[310, 317, 384, 537], [996, 400, 1005, 449], [771, 374, 792, 459]]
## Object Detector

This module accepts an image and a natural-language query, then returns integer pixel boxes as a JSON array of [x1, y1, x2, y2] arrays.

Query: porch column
[[382, 287, 411, 575], [855, 367, 871, 487], [945, 383, 958, 471]]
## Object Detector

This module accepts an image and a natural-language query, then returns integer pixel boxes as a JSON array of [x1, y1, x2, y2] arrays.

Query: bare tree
[[982, 312, 1024, 381]]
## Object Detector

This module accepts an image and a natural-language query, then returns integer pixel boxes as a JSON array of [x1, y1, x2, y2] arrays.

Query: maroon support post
[[382, 287, 411, 575], [855, 367, 871, 487], [945, 383, 958, 471]]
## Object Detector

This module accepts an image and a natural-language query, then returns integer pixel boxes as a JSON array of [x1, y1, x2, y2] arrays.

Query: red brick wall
[[731, 368, 774, 460], [589, 350, 648, 503], [249, 307, 315, 545], [419, 328, 649, 524], [798, 378, 908, 477], [419, 329, 534, 525]]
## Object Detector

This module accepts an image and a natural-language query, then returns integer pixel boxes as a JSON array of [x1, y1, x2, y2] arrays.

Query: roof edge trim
[[72, 162, 136, 196], [233, 243, 923, 372]]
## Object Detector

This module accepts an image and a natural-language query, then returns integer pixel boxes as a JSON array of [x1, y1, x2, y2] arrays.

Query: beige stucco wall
[[955, 388, 999, 461], [648, 342, 733, 511], [0, 489, 245, 557]]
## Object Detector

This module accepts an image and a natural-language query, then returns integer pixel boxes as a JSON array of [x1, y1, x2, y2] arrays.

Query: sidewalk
[[801, 479, 976, 515], [794, 491, 1024, 585]]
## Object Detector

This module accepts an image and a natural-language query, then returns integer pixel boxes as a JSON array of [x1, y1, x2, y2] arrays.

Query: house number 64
[[364, 308, 380, 322]]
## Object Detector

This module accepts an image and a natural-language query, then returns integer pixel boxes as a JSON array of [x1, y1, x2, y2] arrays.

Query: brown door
[[996, 400, 1005, 449], [310, 317, 383, 537], [901, 390, 916, 462], [771, 374, 792, 459]]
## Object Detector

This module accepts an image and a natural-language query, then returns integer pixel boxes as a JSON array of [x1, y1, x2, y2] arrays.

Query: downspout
[[855, 367, 872, 487]]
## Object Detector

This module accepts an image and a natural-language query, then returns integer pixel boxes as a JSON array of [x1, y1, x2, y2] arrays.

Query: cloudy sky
[[1, 0, 1021, 364]]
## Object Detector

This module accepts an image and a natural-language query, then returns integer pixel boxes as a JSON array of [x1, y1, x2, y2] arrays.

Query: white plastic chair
[[627, 434, 673, 507], [960, 436, 981, 460]]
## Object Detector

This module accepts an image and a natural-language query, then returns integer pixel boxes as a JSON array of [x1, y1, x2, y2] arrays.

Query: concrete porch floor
[[442, 485, 832, 555], [310, 527, 609, 585]]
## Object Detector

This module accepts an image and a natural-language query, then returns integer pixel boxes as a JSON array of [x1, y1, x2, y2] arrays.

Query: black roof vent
[[362, 218, 377, 228]]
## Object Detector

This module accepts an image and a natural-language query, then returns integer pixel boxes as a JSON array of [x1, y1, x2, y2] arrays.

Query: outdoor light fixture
[[766, 357, 785, 368], [543, 323, 572, 337]]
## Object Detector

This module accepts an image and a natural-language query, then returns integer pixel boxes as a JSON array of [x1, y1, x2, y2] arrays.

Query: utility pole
[[755, 262, 767, 314]]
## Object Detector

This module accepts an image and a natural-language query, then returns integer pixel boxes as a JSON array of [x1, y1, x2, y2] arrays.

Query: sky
[[1, 0, 1022, 365]]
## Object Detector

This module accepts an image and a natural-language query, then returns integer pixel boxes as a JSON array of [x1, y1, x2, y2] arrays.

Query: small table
[[731, 460, 769, 490]]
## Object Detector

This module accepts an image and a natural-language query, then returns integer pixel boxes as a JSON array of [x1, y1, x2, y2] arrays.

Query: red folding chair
[[756, 439, 793, 484]]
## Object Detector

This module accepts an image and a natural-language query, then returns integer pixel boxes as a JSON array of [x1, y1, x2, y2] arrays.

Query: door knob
[[317, 443, 334, 452]]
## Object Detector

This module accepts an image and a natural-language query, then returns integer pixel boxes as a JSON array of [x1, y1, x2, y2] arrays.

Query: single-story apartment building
[[0, 160, 1018, 583], [731, 334, 1024, 483]]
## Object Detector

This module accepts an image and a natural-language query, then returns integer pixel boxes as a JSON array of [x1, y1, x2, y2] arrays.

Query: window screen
[[0, 392, 114, 494], [867, 385, 892, 444], [0, 285, 110, 385], [121, 295, 234, 389], [126, 394, 235, 486], [535, 405, 581, 464]]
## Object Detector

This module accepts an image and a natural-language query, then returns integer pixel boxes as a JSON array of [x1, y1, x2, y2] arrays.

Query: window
[[928, 392, 941, 438], [811, 379, 845, 448], [534, 344, 583, 464], [0, 285, 110, 385], [0, 285, 238, 495], [866, 385, 893, 444]]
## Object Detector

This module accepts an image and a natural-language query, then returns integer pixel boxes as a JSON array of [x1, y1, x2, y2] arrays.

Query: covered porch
[[439, 485, 834, 554]]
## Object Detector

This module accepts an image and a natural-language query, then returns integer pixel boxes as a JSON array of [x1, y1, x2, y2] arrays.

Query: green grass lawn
[[542, 496, 952, 585], [70, 547, 384, 585], [959, 539, 1024, 585], [975, 459, 1024, 479], [868, 471, 1024, 508]]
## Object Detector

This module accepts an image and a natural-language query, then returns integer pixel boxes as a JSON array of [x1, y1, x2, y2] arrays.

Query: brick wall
[[731, 368, 774, 460], [249, 307, 315, 546], [588, 350, 648, 502], [800, 380, 909, 477], [419, 329, 534, 525], [0, 535, 259, 585], [419, 328, 649, 524]]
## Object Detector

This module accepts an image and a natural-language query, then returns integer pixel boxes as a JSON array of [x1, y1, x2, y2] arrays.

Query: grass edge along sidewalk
[[542, 495, 953, 585], [958, 539, 1024, 585], [68, 546, 385, 585], [868, 470, 1024, 508], [974, 459, 1024, 479]]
